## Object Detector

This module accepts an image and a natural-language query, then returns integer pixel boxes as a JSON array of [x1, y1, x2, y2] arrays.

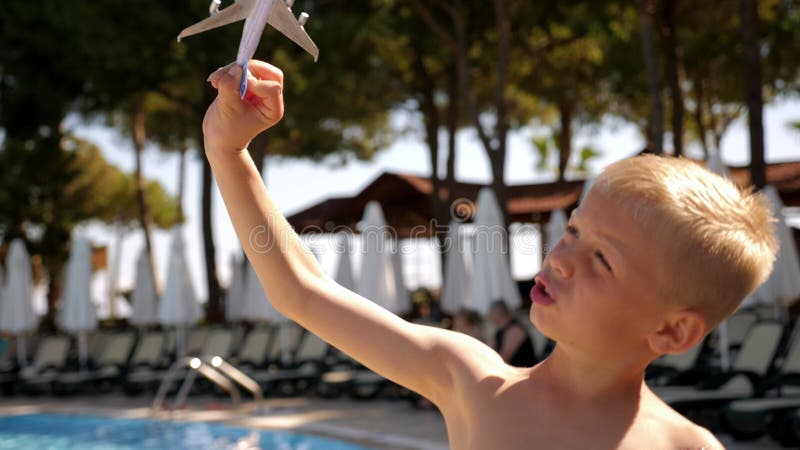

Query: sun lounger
[[652, 321, 785, 420], [765, 406, 800, 447], [721, 322, 800, 441], [18, 335, 71, 393], [123, 332, 169, 394], [727, 310, 758, 351], [201, 328, 234, 359], [230, 326, 275, 371], [186, 328, 209, 356], [53, 331, 137, 394], [646, 339, 707, 386], [250, 327, 331, 396], [316, 351, 389, 400]]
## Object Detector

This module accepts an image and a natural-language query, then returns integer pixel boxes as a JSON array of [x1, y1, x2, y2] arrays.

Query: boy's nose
[[546, 240, 574, 280]]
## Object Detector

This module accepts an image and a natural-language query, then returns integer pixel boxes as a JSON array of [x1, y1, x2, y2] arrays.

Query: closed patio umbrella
[[224, 254, 247, 322], [470, 188, 522, 315], [158, 227, 201, 358], [242, 260, 283, 323], [333, 234, 356, 292], [130, 248, 159, 328], [747, 185, 800, 315], [58, 236, 98, 370], [440, 222, 472, 314], [0, 239, 37, 367], [356, 201, 407, 314]]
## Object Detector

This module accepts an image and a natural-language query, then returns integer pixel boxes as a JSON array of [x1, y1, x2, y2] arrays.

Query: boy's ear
[[647, 310, 708, 355]]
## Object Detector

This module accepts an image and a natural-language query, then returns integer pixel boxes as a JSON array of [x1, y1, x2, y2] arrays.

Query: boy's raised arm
[[203, 60, 492, 403]]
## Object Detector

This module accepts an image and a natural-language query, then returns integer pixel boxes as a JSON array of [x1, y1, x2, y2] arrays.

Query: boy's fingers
[[246, 59, 284, 84], [216, 64, 244, 101], [206, 62, 237, 83], [248, 77, 282, 98]]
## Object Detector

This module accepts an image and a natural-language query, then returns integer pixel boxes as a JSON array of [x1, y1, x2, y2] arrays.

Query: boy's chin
[[529, 308, 557, 340]]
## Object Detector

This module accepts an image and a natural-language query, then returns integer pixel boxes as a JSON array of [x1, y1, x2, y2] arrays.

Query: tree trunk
[[659, 0, 684, 156], [442, 65, 459, 269], [249, 132, 269, 180], [131, 102, 159, 297], [199, 123, 222, 323], [413, 52, 445, 245], [740, 0, 766, 189], [692, 77, 710, 158], [557, 102, 574, 182], [445, 63, 459, 214], [636, 0, 664, 154]]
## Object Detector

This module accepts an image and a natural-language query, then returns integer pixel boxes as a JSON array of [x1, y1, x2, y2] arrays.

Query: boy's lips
[[531, 275, 556, 306]]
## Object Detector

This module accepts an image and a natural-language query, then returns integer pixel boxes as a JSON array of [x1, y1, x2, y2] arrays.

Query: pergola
[[287, 159, 800, 237]]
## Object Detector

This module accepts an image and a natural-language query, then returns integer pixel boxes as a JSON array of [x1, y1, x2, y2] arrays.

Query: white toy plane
[[178, 0, 319, 98]]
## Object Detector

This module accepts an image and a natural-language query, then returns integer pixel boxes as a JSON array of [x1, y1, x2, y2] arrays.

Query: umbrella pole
[[78, 331, 88, 371], [176, 326, 185, 359], [16, 334, 27, 368]]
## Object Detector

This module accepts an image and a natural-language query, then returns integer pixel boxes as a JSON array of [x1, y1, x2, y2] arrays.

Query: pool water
[[0, 414, 372, 450]]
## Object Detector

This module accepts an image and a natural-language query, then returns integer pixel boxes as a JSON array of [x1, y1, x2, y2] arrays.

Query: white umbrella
[[333, 234, 356, 291], [0, 239, 37, 367], [470, 188, 522, 315], [224, 254, 247, 322], [748, 186, 800, 314], [58, 236, 98, 369], [242, 261, 283, 323], [158, 227, 201, 358], [545, 209, 568, 255], [356, 201, 407, 314], [391, 242, 409, 312], [440, 222, 473, 314], [130, 249, 159, 327]]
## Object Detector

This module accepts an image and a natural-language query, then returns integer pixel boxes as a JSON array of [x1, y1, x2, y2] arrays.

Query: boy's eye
[[595, 251, 612, 272], [566, 225, 578, 237]]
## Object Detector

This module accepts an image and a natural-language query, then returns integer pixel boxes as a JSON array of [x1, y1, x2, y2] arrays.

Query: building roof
[[287, 159, 800, 237]]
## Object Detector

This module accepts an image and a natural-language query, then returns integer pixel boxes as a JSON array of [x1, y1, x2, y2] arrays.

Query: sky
[[64, 96, 800, 315]]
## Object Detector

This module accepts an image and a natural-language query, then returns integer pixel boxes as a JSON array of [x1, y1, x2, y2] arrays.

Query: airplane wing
[[268, 3, 320, 61], [177, 0, 259, 42]]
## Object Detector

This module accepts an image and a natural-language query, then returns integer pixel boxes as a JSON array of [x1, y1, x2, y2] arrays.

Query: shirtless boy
[[204, 60, 777, 449]]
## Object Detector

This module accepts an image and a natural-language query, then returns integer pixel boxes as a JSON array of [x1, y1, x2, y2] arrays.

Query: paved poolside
[[0, 395, 787, 449]]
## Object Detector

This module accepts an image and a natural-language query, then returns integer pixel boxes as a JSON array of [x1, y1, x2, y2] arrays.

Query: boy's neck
[[534, 345, 649, 402]]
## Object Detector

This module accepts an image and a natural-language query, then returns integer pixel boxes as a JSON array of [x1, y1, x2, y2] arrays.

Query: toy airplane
[[178, 0, 319, 98]]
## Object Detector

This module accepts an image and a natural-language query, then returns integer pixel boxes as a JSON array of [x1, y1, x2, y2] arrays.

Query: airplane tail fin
[[239, 62, 249, 99]]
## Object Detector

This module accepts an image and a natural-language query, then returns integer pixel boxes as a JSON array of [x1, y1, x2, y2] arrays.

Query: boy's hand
[[203, 60, 284, 155]]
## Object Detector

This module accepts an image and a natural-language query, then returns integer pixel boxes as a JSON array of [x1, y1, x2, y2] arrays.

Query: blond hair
[[592, 154, 778, 328]]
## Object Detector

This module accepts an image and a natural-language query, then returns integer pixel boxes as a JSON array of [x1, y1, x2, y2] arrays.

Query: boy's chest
[[443, 390, 666, 450]]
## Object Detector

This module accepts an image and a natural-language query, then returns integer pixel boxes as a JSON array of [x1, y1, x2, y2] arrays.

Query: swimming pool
[[0, 414, 372, 449]]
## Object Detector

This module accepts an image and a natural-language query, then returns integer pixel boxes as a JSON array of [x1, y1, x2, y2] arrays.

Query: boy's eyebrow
[[571, 208, 629, 268]]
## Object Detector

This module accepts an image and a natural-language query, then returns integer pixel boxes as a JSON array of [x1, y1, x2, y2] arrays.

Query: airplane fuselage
[[236, 0, 277, 66]]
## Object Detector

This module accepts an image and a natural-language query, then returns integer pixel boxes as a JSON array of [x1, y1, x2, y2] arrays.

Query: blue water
[[0, 414, 372, 450]]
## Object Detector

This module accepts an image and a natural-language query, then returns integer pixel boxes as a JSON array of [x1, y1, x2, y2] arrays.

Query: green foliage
[[64, 137, 182, 229], [530, 134, 600, 176]]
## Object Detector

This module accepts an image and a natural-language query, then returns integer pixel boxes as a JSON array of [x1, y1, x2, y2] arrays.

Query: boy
[[204, 60, 777, 449]]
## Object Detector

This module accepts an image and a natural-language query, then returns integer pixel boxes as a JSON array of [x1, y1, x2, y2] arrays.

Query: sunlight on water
[[0, 414, 369, 450]]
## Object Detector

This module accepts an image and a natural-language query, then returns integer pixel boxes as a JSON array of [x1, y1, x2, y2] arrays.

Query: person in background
[[453, 308, 486, 344], [489, 300, 536, 367]]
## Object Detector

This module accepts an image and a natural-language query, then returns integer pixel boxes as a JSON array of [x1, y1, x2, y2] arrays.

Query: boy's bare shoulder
[[640, 396, 724, 449], [430, 326, 507, 377]]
